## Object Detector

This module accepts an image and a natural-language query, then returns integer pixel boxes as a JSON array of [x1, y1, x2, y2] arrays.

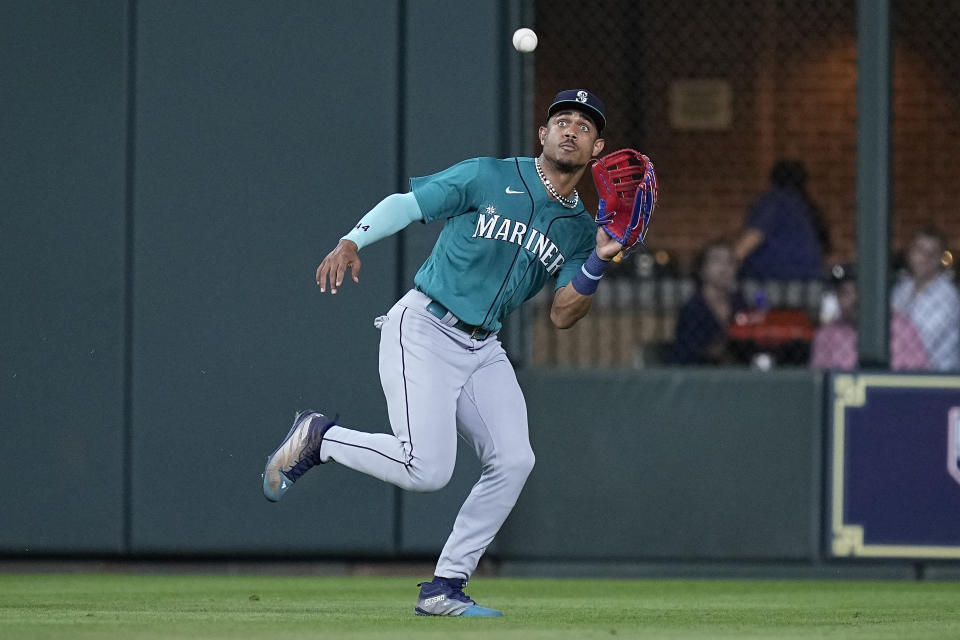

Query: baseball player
[[263, 90, 655, 617]]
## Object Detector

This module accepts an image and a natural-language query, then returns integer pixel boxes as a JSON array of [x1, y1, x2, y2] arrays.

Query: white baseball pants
[[318, 289, 535, 580]]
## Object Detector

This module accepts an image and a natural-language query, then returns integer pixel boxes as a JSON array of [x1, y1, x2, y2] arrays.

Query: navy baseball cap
[[547, 89, 606, 133]]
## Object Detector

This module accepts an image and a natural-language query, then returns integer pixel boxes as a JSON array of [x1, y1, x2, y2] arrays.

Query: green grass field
[[2, 574, 960, 639]]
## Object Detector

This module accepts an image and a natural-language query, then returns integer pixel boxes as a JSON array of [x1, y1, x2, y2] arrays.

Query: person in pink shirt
[[811, 264, 929, 370]]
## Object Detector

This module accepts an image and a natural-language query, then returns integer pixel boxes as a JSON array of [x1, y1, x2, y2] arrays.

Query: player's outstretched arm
[[315, 192, 425, 295], [550, 228, 622, 328], [317, 239, 361, 294]]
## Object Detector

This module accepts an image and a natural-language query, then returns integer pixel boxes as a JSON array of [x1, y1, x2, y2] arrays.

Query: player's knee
[[499, 447, 535, 480], [408, 462, 455, 493]]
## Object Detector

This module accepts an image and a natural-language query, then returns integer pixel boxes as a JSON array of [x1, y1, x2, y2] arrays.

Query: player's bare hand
[[316, 239, 361, 294], [595, 227, 623, 261]]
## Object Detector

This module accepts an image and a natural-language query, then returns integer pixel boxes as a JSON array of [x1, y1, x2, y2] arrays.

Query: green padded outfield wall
[[500, 369, 824, 561], [0, 1, 129, 553], [127, 1, 404, 554]]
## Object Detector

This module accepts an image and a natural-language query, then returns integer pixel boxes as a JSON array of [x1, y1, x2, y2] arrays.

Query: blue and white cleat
[[414, 577, 503, 617], [262, 411, 335, 502]]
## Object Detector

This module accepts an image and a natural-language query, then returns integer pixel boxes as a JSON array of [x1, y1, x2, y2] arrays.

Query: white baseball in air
[[512, 27, 538, 53]]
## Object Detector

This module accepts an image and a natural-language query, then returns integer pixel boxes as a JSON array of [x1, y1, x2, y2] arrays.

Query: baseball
[[512, 27, 537, 53]]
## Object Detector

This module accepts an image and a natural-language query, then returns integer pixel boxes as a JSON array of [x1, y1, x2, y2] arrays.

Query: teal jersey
[[410, 157, 596, 332]]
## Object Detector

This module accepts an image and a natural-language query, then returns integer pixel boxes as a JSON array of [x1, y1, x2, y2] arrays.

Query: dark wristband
[[570, 249, 609, 295]]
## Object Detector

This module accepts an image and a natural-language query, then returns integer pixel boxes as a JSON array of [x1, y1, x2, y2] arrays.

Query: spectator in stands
[[891, 227, 960, 371], [734, 159, 826, 280], [811, 263, 929, 370], [672, 239, 747, 364]]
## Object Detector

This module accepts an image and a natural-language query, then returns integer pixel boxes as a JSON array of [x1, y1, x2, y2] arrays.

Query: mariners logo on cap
[[548, 89, 606, 132]]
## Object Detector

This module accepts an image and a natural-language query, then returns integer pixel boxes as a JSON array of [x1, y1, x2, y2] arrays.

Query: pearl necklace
[[535, 157, 579, 209]]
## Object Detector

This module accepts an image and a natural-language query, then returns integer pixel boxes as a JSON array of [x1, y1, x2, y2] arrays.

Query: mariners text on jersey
[[471, 211, 566, 275], [410, 156, 596, 331]]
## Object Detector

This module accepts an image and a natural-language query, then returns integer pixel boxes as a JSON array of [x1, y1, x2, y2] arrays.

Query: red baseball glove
[[591, 149, 659, 252]]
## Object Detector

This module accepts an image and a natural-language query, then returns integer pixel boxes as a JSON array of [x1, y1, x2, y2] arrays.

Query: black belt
[[425, 300, 493, 340]]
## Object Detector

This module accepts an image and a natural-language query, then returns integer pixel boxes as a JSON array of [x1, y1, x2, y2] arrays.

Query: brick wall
[[894, 2, 960, 255]]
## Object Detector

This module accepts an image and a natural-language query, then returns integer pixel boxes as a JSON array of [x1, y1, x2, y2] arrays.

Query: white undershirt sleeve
[[341, 192, 424, 250]]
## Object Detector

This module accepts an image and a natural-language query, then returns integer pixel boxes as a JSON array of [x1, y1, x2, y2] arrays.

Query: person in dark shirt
[[673, 239, 748, 364], [734, 160, 826, 280]]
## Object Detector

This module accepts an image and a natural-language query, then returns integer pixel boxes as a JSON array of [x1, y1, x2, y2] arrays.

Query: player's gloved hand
[[591, 149, 659, 254], [317, 239, 362, 294]]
